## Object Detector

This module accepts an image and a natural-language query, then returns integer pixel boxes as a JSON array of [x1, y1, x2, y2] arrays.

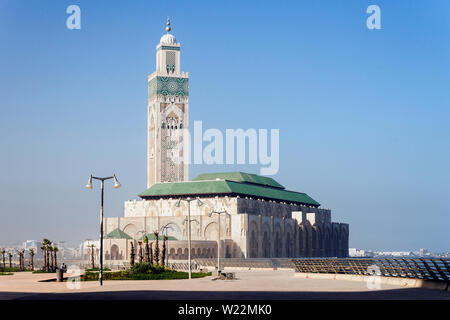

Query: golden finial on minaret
[[166, 16, 171, 33]]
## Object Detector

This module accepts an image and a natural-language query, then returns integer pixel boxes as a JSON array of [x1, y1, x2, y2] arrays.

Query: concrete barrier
[[294, 272, 449, 291]]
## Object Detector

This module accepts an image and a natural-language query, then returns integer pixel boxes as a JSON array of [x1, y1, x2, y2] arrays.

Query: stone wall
[[104, 195, 348, 260]]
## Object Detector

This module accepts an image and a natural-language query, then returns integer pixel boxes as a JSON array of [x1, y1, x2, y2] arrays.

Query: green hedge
[[1, 267, 32, 272], [85, 267, 111, 272], [32, 269, 54, 274], [81, 269, 211, 281]]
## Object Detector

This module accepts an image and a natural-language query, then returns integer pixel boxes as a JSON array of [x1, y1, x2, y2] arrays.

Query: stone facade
[[104, 195, 349, 260]]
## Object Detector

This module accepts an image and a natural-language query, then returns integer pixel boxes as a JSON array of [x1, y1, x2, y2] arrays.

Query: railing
[[193, 258, 295, 269], [292, 258, 450, 282]]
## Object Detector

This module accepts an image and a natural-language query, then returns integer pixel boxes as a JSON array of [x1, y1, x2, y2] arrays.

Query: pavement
[[0, 269, 449, 300]]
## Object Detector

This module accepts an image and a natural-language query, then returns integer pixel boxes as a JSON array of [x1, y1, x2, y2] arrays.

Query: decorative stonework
[[148, 76, 189, 98]]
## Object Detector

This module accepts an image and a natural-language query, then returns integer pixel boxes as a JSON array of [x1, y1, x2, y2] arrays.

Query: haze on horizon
[[0, 1, 449, 252]]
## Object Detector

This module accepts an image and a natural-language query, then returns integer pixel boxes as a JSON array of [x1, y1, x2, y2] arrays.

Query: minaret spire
[[166, 16, 171, 33]]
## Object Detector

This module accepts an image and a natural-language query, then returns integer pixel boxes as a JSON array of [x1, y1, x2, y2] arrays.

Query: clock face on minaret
[[147, 18, 189, 188]]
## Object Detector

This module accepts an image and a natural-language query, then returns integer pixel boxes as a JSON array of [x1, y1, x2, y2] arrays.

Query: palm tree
[[143, 236, 150, 263], [53, 247, 58, 269], [17, 250, 24, 271], [161, 235, 167, 267], [88, 244, 95, 269], [138, 241, 143, 263], [48, 246, 54, 271], [8, 252, 12, 268], [129, 242, 135, 267], [1, 248, 5, 270], [28, 249, 35, 271], [154, 231, 160, 266], [149, 242, 154, 265], [42, 239, 51, 271], [40, 246, 47, 271]]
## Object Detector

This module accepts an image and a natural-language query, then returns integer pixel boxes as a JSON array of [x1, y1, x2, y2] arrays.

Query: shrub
[[85, 267, 111, 272], [130, 262, 166, 274], [1, 267, 26, 272], [81, 269, 211, 281], [32, 269, 54, 274]]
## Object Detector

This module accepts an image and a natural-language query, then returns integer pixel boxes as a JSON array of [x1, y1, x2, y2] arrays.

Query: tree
[[143, 236, 150, 263], [161, 235, 167, 267], [88, 244, 95, 269], [40, 246, 47, 271], [53, 247, 58, 269], [42, 239, 51, 271], [1, 248, 5, 270], [29, 249, 35, 270], [154, 231, 160, 266], [138, 241, 143, 263], [149, 242, 154, 265], [129, 242, 135, 267], [17, 250, 24, 271], [48, 246, 54, 271], [8, 252, 12, 268]]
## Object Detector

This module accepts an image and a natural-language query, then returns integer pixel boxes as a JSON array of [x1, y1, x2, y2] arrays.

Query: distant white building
[[375, 251, 415, 257], [79, 240, 100, 261], [22, 240, 43, 258], [349, 248, 374, 257]]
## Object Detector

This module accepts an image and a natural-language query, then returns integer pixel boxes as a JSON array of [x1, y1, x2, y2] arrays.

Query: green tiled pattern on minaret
[[148, 76, 189, 98]]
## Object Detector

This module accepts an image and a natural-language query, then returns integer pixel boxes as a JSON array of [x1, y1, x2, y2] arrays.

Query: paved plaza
[[0, 269, 448, 300]]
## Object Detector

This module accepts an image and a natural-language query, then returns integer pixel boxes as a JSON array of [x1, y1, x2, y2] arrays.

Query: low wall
[[294, 272, 450, 291]]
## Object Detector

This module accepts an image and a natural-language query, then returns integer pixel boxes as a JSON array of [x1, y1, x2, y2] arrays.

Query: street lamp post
[[175, 197, 203, 279], [208, 210, 230, 274], [85, 174, 121, 286]]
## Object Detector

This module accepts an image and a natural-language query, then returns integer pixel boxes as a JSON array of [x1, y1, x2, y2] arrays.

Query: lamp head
[[208, 211, 213, 217], [175, 199, 181, 207], [85, 175, 93, 189], [197, 198, 204, 207], [113, 174, 121, 189]]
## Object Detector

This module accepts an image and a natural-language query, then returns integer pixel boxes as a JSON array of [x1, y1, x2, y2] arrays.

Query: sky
[[0, 0, 449, 251]]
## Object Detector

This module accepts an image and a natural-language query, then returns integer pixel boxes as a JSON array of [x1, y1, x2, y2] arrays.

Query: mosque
[[103, 18, 349, 263]]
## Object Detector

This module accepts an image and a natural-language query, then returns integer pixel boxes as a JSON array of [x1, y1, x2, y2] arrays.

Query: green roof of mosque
[[139, 172, 320, 207], [138, 233, 177, 241], [105, 228, 132, 239], [192, 172, 285, 189]]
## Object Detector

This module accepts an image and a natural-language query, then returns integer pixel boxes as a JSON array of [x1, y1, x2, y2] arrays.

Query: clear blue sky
[[1, 0, 449, 251]]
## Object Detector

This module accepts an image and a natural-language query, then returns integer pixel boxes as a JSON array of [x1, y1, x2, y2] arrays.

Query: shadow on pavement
[[4, 288, 450, 300]]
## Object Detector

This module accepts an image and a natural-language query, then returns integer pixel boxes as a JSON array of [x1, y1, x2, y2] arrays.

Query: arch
[[225, 245, 231, 258], [249, 221, 259, 258], [169, 248, 176, 259], [261, 222, 271, 258], [110, 244, 120, 260], [262, 231, 271, 258], [123, 223, 139, 239], [287, 232, 292, 257], [163, 222, 181, 240], [204, 221, 219, 240], [274, 223, 282, 257], [285, 224, 294, 257]]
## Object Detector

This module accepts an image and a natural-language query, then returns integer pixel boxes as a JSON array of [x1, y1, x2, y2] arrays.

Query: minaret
[[147, 17, 189, 188]]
